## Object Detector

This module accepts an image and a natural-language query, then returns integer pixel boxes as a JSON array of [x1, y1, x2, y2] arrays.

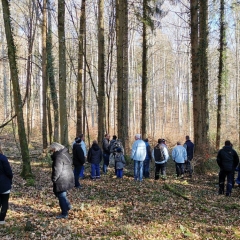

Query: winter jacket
[[172, 145, 187, 164], [115, 153, 126, 169], [72, 140, 87, 157], [183, 140, 194, 161], [102, 138, 110, 154], [131, 139, 147, 161], [73, 143, 85, 166], [152, 143, 169, 164], [144, 141, 152, 161], [51, 148, 75, 193], [217, 146, 239, 172], [88, 143, 103, 164], [0, 154, 13, 194]]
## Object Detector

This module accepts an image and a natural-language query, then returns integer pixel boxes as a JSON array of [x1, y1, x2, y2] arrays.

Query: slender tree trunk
[[42, 0, 48, 149], [199, 0, 209, 148], [141, 0, 148, 139], [47, 0, 59, 142], [190, 0, 200, 153], [97, 0, 105, 143], [1, 0, 32, 178], [76, 0, 86, 136], [216, 0, 226, 149], [58, 0, 68, 146]]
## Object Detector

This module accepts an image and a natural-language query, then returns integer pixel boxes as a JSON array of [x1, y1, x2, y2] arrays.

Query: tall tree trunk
[[216, 0, 226, 149], [47, 0, 59, 142], [58, 0, 68, 146], [116, 0, 129, 149], [199, 0, 209, 148], [1, 0, 32, 178], [76, 0, 86, 136], [141, 0, 148, 139], [190, 0, 200, 153], [97, 0, 105, 143], [42, 0, 48, 150]]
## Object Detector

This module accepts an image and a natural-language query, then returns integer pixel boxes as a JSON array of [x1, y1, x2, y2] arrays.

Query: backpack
[[154, 144, 165, 162], [110, 139, 124, 154], [109, 153, 115, 168]]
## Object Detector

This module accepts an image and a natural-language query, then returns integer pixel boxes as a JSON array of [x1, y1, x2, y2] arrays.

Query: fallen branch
[[163, 183, 190, 201]]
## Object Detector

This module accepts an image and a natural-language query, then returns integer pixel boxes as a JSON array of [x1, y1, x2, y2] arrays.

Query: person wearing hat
[[50, 142, 74, 219], [115, 148, 126, 178], [72, 137, 85, 188], [217, 140, 239, 196], [0, 146, 13, 225], [172, 141, 187, 178], [131, 134, 147, 182]]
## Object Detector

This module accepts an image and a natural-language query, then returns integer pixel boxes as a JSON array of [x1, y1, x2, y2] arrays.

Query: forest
[[0, 0, 240, 239]]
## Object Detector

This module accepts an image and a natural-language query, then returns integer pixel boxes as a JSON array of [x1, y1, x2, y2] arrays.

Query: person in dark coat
[[217, 140, 239, 196], [143, 138, 152, 178], [102, 133, 110, 173], [0, 146, 13, 224], [72, 138, 85, 188], [88, 140, 102, 180], [183, 136, 194, 176], [50, 142, 75, 219]]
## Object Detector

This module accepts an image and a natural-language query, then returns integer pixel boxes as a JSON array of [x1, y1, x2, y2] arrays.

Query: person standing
[[88, 140, 102, 180], [131, 134, 146, 182], [143, 138, 152, 178], [217, 140, 239, 196], [115, 148, 126, 178], [152, 139, 169, 180], [172, 141, 187, 178], [50, 142, 74, 219], [183, 135, 194, 176], [72, 138, 85, 188], [0, 146, 13, 224], [102, 133, 110, 173]]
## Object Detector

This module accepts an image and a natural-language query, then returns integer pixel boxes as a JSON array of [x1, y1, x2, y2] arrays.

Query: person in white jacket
[[172, 141, 187, 178], [131, 134, 146, 182]]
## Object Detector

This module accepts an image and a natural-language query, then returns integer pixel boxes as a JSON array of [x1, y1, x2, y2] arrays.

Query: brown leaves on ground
[[0, 158, 240, 240]]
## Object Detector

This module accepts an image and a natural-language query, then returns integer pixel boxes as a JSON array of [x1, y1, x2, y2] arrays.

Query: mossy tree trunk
[[1, 0, 32, 178]]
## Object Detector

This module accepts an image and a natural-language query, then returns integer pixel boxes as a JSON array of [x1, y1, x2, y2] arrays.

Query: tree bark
[[58, 0, 68, 146], [1, 0, 32, 178], [42, 0, 48, 150], [97, 0, 105, 143]]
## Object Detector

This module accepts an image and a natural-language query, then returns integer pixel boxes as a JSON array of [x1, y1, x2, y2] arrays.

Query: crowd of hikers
[[0, 134, 240, 221]]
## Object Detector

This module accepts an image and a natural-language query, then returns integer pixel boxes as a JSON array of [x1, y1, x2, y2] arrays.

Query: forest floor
[[0, 138, 240, 239]]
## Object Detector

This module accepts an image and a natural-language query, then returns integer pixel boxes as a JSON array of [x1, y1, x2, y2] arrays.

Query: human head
[[116, 147, 121, 153], [113, 135, 117, 140], [162, 139, 166, 144], [186, 135, 190, 140], [49, 142, 65, 153], [135, 134, 141, 140], [105, 133, 110, 139], [158, 138, 163, 144], [0, 145, 3, 154], [177, 141, 181, 145], [79, 133, 85, 140], [92, 140, 98, 145], [225, 140, 231, 146], [144, 138, 148, 142]]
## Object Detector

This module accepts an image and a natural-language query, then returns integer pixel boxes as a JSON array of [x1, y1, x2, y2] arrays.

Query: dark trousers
[[175, 163, 184, 177], [0, 193, 10, 221], [143, 159, 150, 178], [219, 170, 234, 194], [74, 165, 82, 187], [155, 163, 166, 180], [103, 154, 110, 173], [116, 169, 123, 178]]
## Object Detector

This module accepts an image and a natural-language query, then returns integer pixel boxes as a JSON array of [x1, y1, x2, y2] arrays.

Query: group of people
[[1, 133, 239, 222], [131, 134, 194, 182]]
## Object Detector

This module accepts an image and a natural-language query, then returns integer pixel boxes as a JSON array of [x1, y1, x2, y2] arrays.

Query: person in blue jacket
[[131, 134, 146, 182], [0, 146, 13, 224]]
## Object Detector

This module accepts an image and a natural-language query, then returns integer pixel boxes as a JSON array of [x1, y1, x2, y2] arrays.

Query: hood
[[92, 143, 100, 151]]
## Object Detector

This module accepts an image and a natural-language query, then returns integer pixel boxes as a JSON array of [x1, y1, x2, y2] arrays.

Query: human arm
[[52, 158, 63, 182], [2, 156, 13, 180]]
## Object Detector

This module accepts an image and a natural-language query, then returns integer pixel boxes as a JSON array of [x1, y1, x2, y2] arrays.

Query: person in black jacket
[[102, 133, 110, 173], [217, 140, 239, 196], [88, 140, 102, 180], [50, 142, 75, 219], [72, 138, 85, 188], [143, 138, 152, 178], [0, 147, 13, 224]]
